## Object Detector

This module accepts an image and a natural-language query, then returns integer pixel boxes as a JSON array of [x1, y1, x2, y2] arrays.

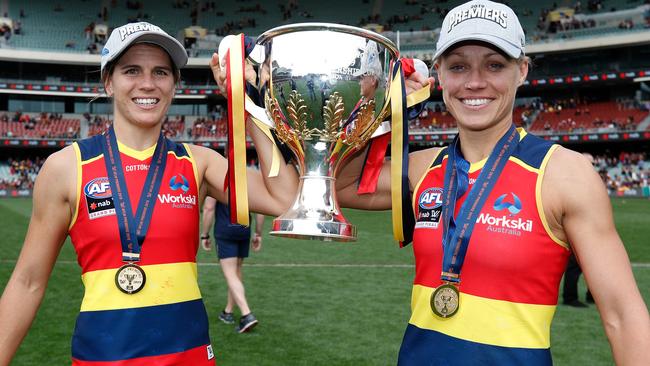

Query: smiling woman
[[0, 21, 298, 366], [335, 0, 650, 365]]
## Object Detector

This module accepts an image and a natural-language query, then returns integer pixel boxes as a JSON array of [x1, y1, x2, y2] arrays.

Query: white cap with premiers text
[[101, 22, 188, 76], [433, 0, 525, 60]]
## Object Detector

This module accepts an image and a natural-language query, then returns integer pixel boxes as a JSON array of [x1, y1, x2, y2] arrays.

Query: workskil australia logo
[[476, 192, 532, 236], [158, 174, 195, 209]]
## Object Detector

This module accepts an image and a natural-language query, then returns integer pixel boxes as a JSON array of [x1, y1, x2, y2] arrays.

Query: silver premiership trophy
[[250, 23, 399, 241]]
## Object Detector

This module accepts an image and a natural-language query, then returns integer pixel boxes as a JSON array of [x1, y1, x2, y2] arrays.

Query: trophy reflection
[[253, 24, 399, 241]]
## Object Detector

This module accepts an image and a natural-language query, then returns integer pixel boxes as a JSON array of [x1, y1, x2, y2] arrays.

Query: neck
[[457, 123, 514, 163], [112, 121, 161, 151]]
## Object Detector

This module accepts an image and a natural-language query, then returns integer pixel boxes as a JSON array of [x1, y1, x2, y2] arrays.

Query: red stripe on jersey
[[70, 149, 200, 273], [71, 344, 216, 366], [412, 159, 569, 305]]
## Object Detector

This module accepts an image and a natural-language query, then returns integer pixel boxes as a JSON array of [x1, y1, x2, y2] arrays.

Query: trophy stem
[[270, 175, 357, 242]]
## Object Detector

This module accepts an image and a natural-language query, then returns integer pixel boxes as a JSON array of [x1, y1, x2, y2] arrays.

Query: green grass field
[[0, 197, 648, 365]]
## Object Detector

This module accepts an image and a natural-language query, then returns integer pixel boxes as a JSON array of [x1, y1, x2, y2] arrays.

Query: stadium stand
[[2, 0, 648, 54], [0, 157, 42, 190], [0, 1, 648, 197]]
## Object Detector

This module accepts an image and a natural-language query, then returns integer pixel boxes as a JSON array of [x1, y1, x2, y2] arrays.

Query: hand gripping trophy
[[222, 23, 429, 242]]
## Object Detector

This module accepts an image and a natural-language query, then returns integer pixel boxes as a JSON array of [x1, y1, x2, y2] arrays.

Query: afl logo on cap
[[84, 177, 112, 199], [419, 187, 444, 210]]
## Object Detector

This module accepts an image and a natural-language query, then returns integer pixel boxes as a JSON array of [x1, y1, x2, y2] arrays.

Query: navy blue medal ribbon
[[440, 124, 519, 284], [101, 126, 168, 262]]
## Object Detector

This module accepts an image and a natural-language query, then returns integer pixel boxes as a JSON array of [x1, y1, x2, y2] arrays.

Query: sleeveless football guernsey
[[398, 129, 570, 365], [68, 135, 215, 365]]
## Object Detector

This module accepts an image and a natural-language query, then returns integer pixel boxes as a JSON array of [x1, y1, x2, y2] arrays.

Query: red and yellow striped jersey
[[68, 135, 215, 365], [399, 129, 570, 365]]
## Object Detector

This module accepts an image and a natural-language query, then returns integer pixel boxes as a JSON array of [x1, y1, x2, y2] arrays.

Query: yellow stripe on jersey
[[535, 144, 568, 249], [510, 156, 540, 174], [80, 262, 202, 312], [81, 154, 104, 166], [409, 284, 555, 349], [70, 143, 83, 230], [180, 143, 200, 189], [117, 140, 156, 160], [411, 150, 444, 215]]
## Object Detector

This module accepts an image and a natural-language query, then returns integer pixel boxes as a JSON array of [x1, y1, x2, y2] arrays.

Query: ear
[[104, 81, 113, 97], [433, 62, 444, 89], [517, 59, 529, 87]]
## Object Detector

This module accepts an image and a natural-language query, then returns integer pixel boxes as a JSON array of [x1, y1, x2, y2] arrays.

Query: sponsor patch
[[476, 192, 532, 236], [84, 177, 116, 219], [416, 187, 443, 229], [206, 345, 214, 360]]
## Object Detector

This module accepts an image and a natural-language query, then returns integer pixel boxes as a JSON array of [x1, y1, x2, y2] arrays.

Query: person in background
[[201, 196, 265, 333]]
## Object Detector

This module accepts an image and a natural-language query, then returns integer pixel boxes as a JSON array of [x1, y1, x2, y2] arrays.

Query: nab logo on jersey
[[493, 192, 522, 216], [170, 174, 190, 192], [419, 187, 443, 210], [84, 177, 112, 198], [84, 177, 116, 219]]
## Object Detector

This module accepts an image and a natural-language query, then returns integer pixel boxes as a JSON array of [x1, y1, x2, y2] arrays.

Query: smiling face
[[104, 43, 176, 130], [435, 43, 528, 133]]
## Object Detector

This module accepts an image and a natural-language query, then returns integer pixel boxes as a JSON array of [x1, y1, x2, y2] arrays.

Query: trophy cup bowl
[[256, 23, 399, 241]]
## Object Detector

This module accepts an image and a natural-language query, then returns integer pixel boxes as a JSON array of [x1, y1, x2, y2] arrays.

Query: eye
[[487, 62, 505, 71], [124, 68, 139, 75], [154, 68, 170, 77], [448, 64, 466, 72]]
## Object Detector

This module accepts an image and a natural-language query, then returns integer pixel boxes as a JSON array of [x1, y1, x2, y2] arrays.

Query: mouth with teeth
[[461, 98, 493, 107], [133, 98, 160, 107]]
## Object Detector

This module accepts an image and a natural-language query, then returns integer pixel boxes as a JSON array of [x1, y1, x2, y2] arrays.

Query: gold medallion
[[115, 263, 146, 294], [430, 283, 460, 318]]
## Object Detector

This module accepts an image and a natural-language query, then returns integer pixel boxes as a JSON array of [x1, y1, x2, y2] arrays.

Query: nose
[[464, 69, 487, 90], [139, 73, 155, 90]]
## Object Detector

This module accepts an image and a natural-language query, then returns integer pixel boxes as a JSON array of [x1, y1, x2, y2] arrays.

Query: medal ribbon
[[440, 125, 519, 284], [101, 126, 168, 262], [226, 33, 250, 226], [389, 59, 416, 246]]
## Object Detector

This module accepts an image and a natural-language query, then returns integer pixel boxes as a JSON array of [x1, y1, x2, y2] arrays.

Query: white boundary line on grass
[[1, 260, 650, 268]]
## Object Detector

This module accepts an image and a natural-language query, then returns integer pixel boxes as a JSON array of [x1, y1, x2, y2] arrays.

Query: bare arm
[[252, 214, 264, 252], [200, 196, 216, 251], [0, 148, 74, 366], [205, 52, 299, 216], [544, 147, 650, 365], [336, 70, 435, 210], [336, 146, 442, 210]]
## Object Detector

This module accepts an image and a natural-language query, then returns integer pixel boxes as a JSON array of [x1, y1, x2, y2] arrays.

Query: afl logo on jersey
[[419, 187, 443, 210], [84, 177, 112, 198], [84, 177, 116, 219]]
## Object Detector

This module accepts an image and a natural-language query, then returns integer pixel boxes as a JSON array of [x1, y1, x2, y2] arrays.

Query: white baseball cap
[[354, 41, 383, 78], [101, 22, 188, 76], [433, 0, 525, 61]]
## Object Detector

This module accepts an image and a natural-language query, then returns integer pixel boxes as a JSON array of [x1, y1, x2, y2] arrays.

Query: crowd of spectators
[[1, 111, 78, 139], [593, 151, 649, 193], [0, 157, 43, 190]]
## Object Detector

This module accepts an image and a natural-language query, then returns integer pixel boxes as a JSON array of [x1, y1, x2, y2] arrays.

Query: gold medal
[[115, 263, 146, 294], [430, 283, 460, 318]]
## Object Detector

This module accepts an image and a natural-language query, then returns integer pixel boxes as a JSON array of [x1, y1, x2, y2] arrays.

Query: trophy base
[[270, 218, 357, 242]]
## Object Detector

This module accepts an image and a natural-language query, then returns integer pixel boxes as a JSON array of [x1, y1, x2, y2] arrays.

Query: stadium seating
[[3, 0, 648, 53], [529, 101, 649, 132], [0, 117, 79, 139]]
